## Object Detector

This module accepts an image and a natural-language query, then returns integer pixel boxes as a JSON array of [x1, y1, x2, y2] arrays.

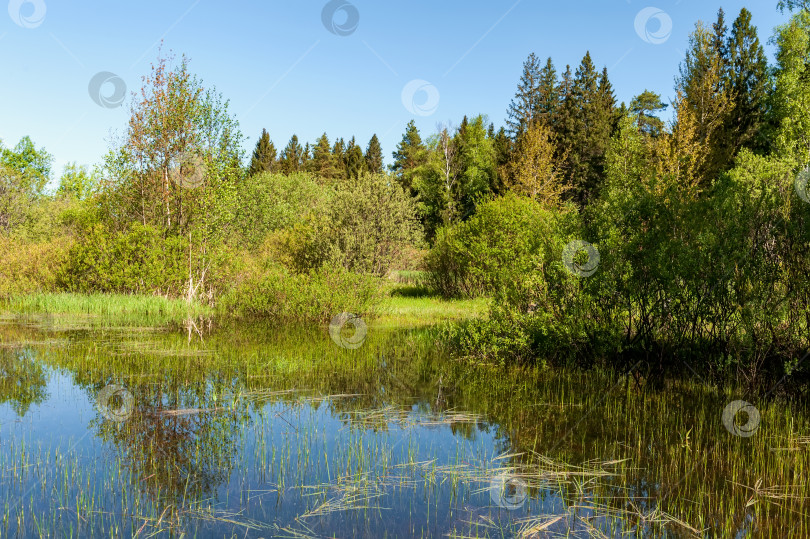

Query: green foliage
[[248, 128, 277, 176], [235, 172, 325, 248], [57, 163, 99, 201], [425, 193, 568, 298], [0, 236, 70, 298], [218, 262, 384, 323], [453, 115, 496, 219], [58, 223, 189, 295], [0, 137, 53, 234], [277, 173, 422, 276], [364, 134, 384, 174]]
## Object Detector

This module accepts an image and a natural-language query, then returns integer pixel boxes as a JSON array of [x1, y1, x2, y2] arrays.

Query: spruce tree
[[568, 53, 600, 204], [391, 120, 426, 194], [248, 128, 276, 176], [726, 8, 769, 154], [308, 133, 337, 180], [536, 57, 559, 126], [506, 53, 543, 138], [490, 124, 513, 195], [332, 138, 346, 178], [302, 143, 311, 170], [364, 134, 384, 174], [345, 137, 366, 180], [279, 134, 304, 174]]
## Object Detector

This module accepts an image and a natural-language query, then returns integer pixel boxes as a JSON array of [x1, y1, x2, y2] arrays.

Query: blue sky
[[0, 0, 790, 184]]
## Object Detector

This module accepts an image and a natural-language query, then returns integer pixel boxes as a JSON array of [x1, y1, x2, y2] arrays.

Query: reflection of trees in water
[[0, 347, 48, 417], [92, 377, 251, 531]]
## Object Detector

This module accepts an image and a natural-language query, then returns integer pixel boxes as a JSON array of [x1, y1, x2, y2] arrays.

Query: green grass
[[0, 286, 488, 330], [376, 283, 489, 328], [1, 292, 211, 323]]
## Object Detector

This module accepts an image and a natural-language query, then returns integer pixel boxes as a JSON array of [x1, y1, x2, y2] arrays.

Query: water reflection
[[0, 319, 807, 537], [0, 347, 48, 416]]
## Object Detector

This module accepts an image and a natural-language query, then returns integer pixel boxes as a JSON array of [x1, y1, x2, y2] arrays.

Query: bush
[[447, 150, 810, 384], [276, 173, 423, 276], [218, 262, 384, 323], [0, 236, 71, 298], [58, 223, 189, 295], [235, 172, 326, 249], [425, 193, 570, 298]]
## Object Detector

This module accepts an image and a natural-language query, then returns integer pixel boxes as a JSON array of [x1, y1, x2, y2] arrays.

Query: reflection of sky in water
[[0, 359, 583, 538]]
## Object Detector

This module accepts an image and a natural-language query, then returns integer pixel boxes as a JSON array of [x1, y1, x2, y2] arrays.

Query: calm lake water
[[0, 315, 807, 538]]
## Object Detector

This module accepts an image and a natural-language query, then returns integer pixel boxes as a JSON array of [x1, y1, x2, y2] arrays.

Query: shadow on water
[[0, 317, 807, 537]]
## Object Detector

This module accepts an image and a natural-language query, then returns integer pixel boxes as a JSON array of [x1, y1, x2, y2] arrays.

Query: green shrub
[[277, 173, 422, 276], [0, 236, 71, 298], [58, 223, 188, 295], [235, 172, 326, 249], [218, 262, 384, 323], [425, 193, 570, 298]]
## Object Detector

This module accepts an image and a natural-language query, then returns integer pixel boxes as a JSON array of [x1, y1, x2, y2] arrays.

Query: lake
[[0, 315, 807, 538]]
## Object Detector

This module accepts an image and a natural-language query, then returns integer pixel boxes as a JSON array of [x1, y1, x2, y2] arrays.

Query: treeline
[[246, 129, 384, 180]]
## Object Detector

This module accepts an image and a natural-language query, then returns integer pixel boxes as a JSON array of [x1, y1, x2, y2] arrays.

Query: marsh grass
[[3, 292, 211, 324]]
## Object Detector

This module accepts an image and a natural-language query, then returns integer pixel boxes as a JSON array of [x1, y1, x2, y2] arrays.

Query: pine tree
[[248, 128, 276, 176], [391, 120, 426, 194], [506, 53, 543, 138], [364, 134, 384, 174], [279, 134, 305, 174], [629, 90, 668, 136]]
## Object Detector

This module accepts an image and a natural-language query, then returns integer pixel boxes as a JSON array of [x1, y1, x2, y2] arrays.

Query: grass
[[377, 283, 490, 328], [1, 292, 211, 324], [0, 282, 489, 330]]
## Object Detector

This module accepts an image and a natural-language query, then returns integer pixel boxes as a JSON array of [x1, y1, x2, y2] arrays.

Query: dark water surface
[[0, 316, 806, 537]]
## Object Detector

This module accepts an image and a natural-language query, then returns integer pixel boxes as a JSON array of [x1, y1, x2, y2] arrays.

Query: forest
[[1, 1, 809, 391]]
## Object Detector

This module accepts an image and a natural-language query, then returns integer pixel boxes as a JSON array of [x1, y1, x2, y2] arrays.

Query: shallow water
[[0, 316, 806, 537]]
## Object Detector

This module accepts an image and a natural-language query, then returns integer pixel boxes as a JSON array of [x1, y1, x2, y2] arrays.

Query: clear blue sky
[[0, 0, 790, 184]]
